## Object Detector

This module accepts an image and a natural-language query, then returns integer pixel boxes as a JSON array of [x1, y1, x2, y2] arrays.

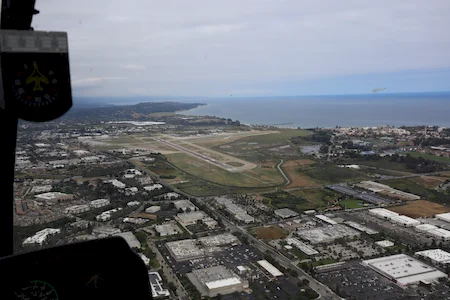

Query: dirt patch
[[389, 200, 450, 218], [254, 226, 288, 240], [251, 194, 265, 201], [410, 177, 442, 189], [283, 159, 316, 168]]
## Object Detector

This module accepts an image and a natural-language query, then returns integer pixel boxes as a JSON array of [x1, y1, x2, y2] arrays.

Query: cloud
[[33, 0, 450, 96], [72, 77, 125, 87]]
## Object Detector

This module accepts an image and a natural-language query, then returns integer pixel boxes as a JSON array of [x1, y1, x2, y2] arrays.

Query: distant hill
[[63, 101, 204, 121]]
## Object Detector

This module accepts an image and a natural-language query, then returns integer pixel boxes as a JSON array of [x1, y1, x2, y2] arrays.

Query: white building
[[92, 226, 121, 237], [286, 238, 319, 255], [257, 260, 283, 277], [35, 192, 73, 202], [104, 179, 126, 189], [144, 184, 163, 191], [174, 200, 197, 212], [315, 214, 338, 225], [149, 272, 170, 298], [416, 249, 450, 265], [189, 266, 247, 297], [30, 185, 52, 194], [127, 201, 140, 207], [234, 213, 255, 223], [375, 240, 395, 248], [123, 218, 148, 225], [23, 228, 61, 246], [155, 224, 179, 236], [96, 208, 122, 221], [89, 199, 110, 208], [369, 208, 399, 220], [362, 254, 447, 287], [274, 208, 299, 219], [415, 224, 438, 233], [65, 205, 90, 214], [390, 215, 421, 227], [177, 211, 208, 226], [427, 228, 450, 241], [114, 232, 141, 249], [145, 206, 161, 213], [436, 213, 450, 223]]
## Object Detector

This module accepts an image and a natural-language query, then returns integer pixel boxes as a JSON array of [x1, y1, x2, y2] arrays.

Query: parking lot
[[316, 262, 419, 300]]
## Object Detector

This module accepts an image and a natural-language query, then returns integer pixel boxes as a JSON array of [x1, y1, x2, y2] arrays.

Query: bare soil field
[[389, 200, 450, 218], [282, 159, 320, 188], [253, 226, 288, 240], [410, 177, 442, 189]]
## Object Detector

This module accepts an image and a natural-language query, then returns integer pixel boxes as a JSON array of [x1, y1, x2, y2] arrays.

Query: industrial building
[[155, 224, 179, 236], [145, 206, 161, 213], [114, 232, 141, 249], [96, 207, 123, 221], [274, 208, 299, 219], [127, 201, 140, 207], [176, 211, 208, 226], [64, 204, 90, 214], [215, 196, 233, 206], [369, 208, 399, 220], [166, 239, 204, 261], [198, 233, 239, 247], [30, 185, 52, 194], [362, 254, 447, 287], [104, 179, 126, 189], [89, 198, 110, 208], [315, 214, 338, 225], [285, 238, 319, 255], [415, 224, 439, 232], [162, 192, 180, 199], [356, 181, 421, 201], [35, 192, 74, 203], [427, 228, 450, 241], [390, 215, 421, 227], [234, 213, 255, 223], [144, 184, 163, 191], [436, 213, 450, 223], [224, 202, 247, 215], [375, 240, 394, 248], [174, 200, 197, 212], [149, 272, 170, 298], [257, 260, 283, 277], [187, 265, 247, 297], [297, 224, 360, 244], [92, 226, 121, 237], [23, 228, 61, 246], [415, 249, 450, 265], [344, 221, 378, 235], [123, 217, 148, 225]]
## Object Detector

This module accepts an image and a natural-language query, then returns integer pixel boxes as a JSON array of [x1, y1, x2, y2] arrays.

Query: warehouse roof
[[205, 277, 242, 290], [416, 249, 450, 264], [257, 260, 283, 277]]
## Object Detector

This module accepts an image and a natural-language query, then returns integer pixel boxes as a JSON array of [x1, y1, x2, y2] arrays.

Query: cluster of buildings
[[215, 197, 255, 223], [356, 181, 421, 201], [65, 199, 110, 214]]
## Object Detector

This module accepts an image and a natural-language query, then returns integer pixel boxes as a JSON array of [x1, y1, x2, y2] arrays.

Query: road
[[218, 213, 341, 300], [277, 159, 290, 186]]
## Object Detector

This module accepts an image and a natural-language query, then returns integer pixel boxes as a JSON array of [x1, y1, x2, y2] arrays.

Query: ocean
[[183, 92, 450, 128]]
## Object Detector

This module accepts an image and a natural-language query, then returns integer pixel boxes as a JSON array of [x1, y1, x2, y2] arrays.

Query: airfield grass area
[[407, 152, 450, 164], [253, 226, 288, 240], [166, 152, 284, 187], [389, 200, 450, 218], [301, 163, 369, 184], [282, 159, 321, 188]]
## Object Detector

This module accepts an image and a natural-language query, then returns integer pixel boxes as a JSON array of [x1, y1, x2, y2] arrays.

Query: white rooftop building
[[362, 254, 447, 287], [177, 211, 208, 225], [96, 208, 122, 221], [369, 208, 399, 220], [166, 239, 203, 261], [189, 266, 247, 297], [315, 214, 338, 225], [427, 228, 450, 241], [416, 249, 450, 265], [415, 224, 438, 233], [234, 213, 255, 223], [145, 206, 161, 213], [144, 184, 163, 191], [274, 208, 299, 219], [23, 228, 61, 246], [89, 199, 110, 208], [198, 233, 239, 247], [114, 232, 141, 249], [390, 215, 421, 227], [174, 200, 197, 212], [155, 224, 179, 236], [149, 272, 170, 298], [127, 201, 140, 207], [35, 192, 73, 202], [123, 218, 148, 225], [436, 213, 450, 223], [64, 205, 90, 214], [286, 238, 319, 255], [92, 226, 121, 237], [375, 240, 395, 248], [105, 179, 126, 189], [30, 185, 52, 194], [257, 260, 283, 277]]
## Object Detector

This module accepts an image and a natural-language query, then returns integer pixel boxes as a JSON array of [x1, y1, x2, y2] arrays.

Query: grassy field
[[263, 191, 310, 211], [389, 200, 450, 218], [410, 176, 443, 189], [338, 156, 413, 173], [282, 159, 321, 188], [408, 152, 450, 164], [301, 163, 369, 184], [339, 198, 365, 209], [383, 178, 449, 203], [174, 179, 275, 197], [235, 129, 310, 145], [166, 152, 284, 187], [253, 226, 288, 240]]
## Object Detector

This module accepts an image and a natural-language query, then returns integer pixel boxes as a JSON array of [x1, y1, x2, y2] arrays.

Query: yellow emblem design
[[26, 61, 49, 91]]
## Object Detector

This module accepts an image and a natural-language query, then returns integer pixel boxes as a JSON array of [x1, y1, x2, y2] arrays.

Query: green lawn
[[312, 258, 338, 267], [238, 129, 310, 144], [407, 152, 450, 164], [339, 198, 365, 209], [302, 164, 369, 184]]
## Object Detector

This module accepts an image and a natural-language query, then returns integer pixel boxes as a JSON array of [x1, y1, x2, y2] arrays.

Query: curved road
[[277, 159, 290, 186]]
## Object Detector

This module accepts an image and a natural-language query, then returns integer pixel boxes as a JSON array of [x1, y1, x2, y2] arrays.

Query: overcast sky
[[33, 0, 450, 97]]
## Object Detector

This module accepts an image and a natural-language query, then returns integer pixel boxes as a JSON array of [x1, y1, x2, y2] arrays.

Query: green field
[[339, 198, 365, 209], [166, 152, 284, 187], [407, 152, 450, 164], [235, 129, 310, 144], [290, 189, 330, 210], [383, 178, 449, 203], [301, 164, 369, 184]]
